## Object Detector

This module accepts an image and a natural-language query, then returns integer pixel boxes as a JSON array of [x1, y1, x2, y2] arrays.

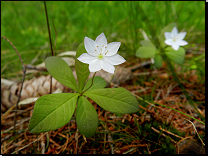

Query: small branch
[[12, 133, 47, 154], [151, 127, 176, 144], [133, 93, 205, 125], [162, 53, 205, 121], [159, 126, 183, 139], [25, 64, 47, 71], [1, 36, 26, 135], [182, 117, 205, 146]]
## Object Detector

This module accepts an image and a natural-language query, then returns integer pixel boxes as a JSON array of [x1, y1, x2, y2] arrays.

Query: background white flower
[[77, 33, 126, 74], [164, 27, 188, 51]]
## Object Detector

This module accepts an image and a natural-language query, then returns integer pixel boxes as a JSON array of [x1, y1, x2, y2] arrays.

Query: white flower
[[164, 27, 188, 51], [77, 33, 126, 74]]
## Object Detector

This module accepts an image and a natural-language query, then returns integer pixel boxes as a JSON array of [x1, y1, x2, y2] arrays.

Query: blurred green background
[[1, 1, 205, 78]]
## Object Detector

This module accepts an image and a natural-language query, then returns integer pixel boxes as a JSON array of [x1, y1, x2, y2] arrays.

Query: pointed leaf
[[136, 46, 156, 58], [75, 42, 90, 93], [84, 88, 139, 114], [83, 76, 106, 92], [45, 56, 79, 92], [76, 96, 98, 138], [154, 54, 163, 69], [165, 47, 185, 65], [29, 93, 79, 133]]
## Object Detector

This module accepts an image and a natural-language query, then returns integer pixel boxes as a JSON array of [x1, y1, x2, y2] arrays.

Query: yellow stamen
[[105, 50, 109, 55]]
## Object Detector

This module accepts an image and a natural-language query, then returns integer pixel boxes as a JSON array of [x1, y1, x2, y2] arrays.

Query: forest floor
[[1, 46, 205, 154]]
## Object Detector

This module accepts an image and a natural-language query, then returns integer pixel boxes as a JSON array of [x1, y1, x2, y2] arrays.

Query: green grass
[[1, 1, 205, 78]]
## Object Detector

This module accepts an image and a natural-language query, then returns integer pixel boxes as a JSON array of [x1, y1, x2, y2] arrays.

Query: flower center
[[173, 36, 177, 42], [97, 53, 104, 60]]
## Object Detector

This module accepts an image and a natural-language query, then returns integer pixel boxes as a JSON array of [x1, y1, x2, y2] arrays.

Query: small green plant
[[135, 22, 205, 121], [136, 23, 188, 69], [28, 33, 140, 138]]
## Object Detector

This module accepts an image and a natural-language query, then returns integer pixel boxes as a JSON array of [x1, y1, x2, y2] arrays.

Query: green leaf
[[164, 47, 185, 65], [76, 96, 98, 138], [83, 76, 106, 92], [154, 54, 163, 69], [158, 22, 177, 48], [45, 56, 79, 92], [84, 88, 139, 114], [75, 42, 90, 93], [29, 93, 79, 133], [136, 46, 156, 58], [140, 40, 156, 49]]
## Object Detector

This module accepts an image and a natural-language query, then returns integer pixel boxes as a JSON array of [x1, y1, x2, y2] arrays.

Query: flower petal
[[171, 27, 178, 37], [77, 53, 96, 64], [164, 32, 172, 39], [89, 59, 102, 72], [165, 39, 173, 45], [104, 54, 126, 65], [171, 43, 180, 51], [176, 32, 186, 40], [84, 37, 98, 56], [95, 33, 107, 52], [105, 42, 121, 56], [175, 40, 188, 46], [100, 60, 115, 74]]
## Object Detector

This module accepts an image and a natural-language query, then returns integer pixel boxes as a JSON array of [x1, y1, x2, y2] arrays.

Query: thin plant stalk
[[81, 72, 96, 96], [2, 36, 26, 135], [44, 1, 54, 95]]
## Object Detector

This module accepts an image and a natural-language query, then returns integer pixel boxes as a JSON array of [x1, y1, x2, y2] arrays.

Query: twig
[[123, 147, 137, 154], [1, 105, 16, 121], [74, 129, 79, 154], [164, 83, 178, 99], [133, 70, 163, 76], [133, 93, 205, 125], [1, 36, 26, 135], [151, 127, 176, 144], [182, 117, 205, 146], [12, 133, 47, 154], [3, 117, 30, 133], [25, 64, 47, 71], [41, 136, 45, 154], [162, 53, 205, 121], [159, 126, 183, 139]]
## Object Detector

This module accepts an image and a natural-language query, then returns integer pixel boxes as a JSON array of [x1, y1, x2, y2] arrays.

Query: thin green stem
[[80, 72, 96, 96], [44, 1, 54, 56], [44, 1, 54, 95]]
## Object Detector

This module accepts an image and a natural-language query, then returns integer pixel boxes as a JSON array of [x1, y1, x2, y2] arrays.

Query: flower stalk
[[80, 72, 96, 96]]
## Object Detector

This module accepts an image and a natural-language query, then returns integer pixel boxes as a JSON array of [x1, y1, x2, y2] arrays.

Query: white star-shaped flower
[[164, 27, 188, 51], [77, 33, 126, 74]]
